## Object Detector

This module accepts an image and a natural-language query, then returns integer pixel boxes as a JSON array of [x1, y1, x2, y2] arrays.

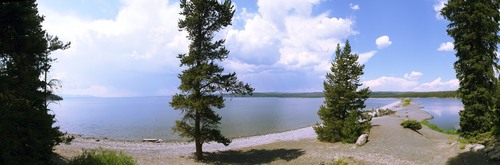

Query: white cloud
[[38, 0, 361, 96], [363, 73, 458, 92], [358, 50, 377, 64], [363, 76, 418, 91], [434, 0, 447, 20], [404, 71, 423, 81], [438, 42, 454, 51], [349, 3, 360, 10], [375, 36, 392, 49], [227, 0, 357, 70], [414, 78, 459, 91], [39, 0, 188, 97]]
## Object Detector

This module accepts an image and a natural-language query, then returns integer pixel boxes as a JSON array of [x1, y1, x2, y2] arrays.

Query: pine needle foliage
[[0, 1, 70, 164], [314, 40, 371, 143], [441, 0, 500, 138], [170, 0, 254, 160]]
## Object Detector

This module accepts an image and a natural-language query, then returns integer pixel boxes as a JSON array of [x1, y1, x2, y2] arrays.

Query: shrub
[[401, 98, 412, 106], [378, 108, 396, 116], [68, 148, 136, 165], [401, 120, 422, 131]]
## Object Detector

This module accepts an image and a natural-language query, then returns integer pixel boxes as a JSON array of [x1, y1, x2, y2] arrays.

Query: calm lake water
[[50, 97, 398, 141], [414, 98, 463, 130]]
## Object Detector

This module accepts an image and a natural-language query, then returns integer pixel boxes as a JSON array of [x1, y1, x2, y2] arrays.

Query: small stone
[[472, 144, 485, 152], [465, 144, 485, 152], [356, 134, 368, 146]]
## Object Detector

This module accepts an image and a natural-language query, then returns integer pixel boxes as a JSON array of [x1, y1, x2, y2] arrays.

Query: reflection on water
[[413, 98, 462, 130], [50, 97, 398, 141]]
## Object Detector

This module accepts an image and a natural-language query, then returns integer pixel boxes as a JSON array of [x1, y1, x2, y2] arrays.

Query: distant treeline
[[228, 91, 458, 98], [48, 94, 63, 101]]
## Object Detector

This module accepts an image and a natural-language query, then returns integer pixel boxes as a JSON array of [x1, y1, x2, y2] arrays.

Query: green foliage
[[401, 120, 422, 131], [0, 1, 70, 164], [401, 98, 412, 106], [170, 0, 253, 160], [331, 157, 357, 165], [314, 40, 371, 143], [442, 0, 500, 138], [68, 148, 136, 165], [421, 120, 458, 135]]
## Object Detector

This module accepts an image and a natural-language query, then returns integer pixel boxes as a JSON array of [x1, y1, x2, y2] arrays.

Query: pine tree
[[314, 40, 371, 143], [441, 0, 500, 138], [0, 1, 69, 164], [170, 0, 254, 160]]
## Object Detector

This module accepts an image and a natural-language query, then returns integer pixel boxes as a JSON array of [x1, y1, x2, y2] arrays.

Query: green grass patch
[[421, 120, 458, 135], [68, 148, 136, 165], [401, 98, 412, 106]]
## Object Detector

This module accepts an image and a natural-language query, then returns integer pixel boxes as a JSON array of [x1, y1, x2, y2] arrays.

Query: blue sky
[[37, 0, 459, 97]]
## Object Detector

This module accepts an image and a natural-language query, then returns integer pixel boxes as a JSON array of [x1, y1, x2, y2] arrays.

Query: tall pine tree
[[170, 0, 253, 160], [314, 40, 371, 143], [441, 0, 500, 138], [0, 1, 69, 164]]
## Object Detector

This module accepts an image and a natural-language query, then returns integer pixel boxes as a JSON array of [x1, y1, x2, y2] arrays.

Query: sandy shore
[[55, 101, 486, 164]]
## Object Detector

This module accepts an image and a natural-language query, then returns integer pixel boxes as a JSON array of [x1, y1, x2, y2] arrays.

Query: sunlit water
[[414, 98, 463, 130], [50, 97, 398, 141]]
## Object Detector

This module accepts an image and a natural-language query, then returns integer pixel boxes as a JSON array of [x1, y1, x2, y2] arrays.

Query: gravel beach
[[55, 101, 472, 164]]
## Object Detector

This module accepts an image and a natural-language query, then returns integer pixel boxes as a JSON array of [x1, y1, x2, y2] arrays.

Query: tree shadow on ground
[[446, 151, 499, 165], [51, 153, 69, 165], [202, 148, 305, 164]]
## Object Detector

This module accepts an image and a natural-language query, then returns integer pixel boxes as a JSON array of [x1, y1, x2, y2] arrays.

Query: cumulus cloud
[[227, 0, 357, 70], [38, 0, 361, 96], [358, 50, 377, 64], [375, 36, 392, 49], [39, 0, 188, 97], [349, 3, 360, 10], [404, 71, 423, 81], [363, 76, 418, 91], [363, 72, 458, 92], [437, 42, 454, 51], [434, 0, 447, 20], [413, 78, 459, 91]]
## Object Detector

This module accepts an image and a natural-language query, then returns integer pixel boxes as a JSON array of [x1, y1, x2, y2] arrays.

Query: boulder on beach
[[465, 144, 485, 152], [356, 134, 368, 146]]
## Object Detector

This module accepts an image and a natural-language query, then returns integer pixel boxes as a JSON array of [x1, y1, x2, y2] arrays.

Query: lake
[[413, 98, 463, 130], [50, 97, 398, 141]]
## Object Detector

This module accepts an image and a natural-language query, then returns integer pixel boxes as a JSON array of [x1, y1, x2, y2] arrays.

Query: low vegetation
[[377, 108, 396, 116], [421, 120, 457, 135], [329, 156, 358, 165], [401, 98, 412, 106], [68, 148, 136, 165], [401, 120, 422, 131]]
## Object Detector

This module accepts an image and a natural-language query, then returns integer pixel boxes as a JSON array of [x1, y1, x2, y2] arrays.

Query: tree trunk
[[195, 140, 203, 160], [195, 110, 203, 160]]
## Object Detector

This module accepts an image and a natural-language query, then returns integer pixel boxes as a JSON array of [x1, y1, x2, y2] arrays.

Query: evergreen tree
[[314, 40, 371, 143], [441, 0, 500, 138], [170, 0, 253, 160], [0, 0, 69, 164]]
